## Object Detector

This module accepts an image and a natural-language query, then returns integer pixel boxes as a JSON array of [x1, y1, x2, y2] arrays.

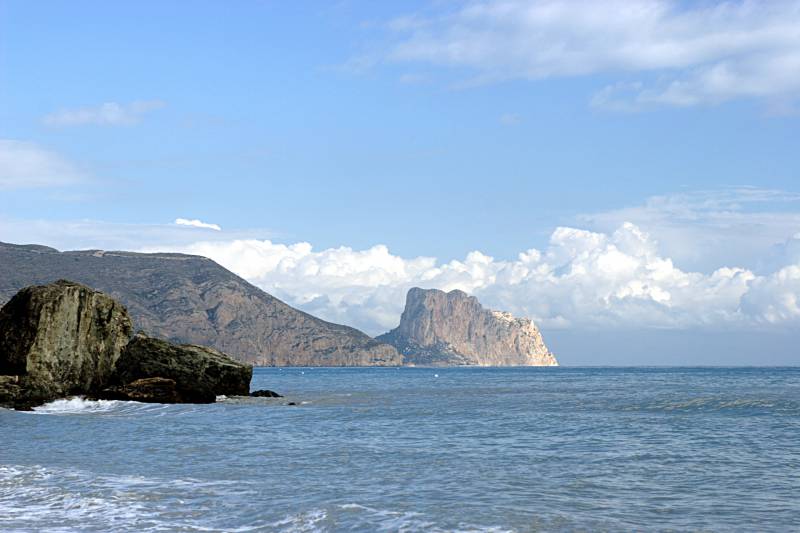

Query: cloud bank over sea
[[150, 221, 800, 336]]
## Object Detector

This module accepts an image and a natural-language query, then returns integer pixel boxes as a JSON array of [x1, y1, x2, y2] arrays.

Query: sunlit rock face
[[0, 280, 133, 408], [378, 287, 557, 367]]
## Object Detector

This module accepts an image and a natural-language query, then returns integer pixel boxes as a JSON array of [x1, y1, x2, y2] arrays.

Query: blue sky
[[2, 1, 800, 364]]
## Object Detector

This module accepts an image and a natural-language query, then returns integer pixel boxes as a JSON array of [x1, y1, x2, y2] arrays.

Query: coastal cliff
[[0, 242, 401, 367], [378, 287, 557, 366]]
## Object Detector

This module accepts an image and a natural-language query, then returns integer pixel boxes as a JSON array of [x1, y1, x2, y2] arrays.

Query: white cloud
[[4, 188, 798, 337], [0, 139, 85, 190], [42, 100, 165, 127], [387, 0, 800, 108], [148, 221, 800, 336], [581, 188, 800, 272], [175, 218, 222, 231], [742, 261, 800, 324]]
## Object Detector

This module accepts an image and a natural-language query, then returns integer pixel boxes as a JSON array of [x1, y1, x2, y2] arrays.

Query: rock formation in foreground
[[0, 280, 252, 409], [104, 333, 251, 403], [0, 241, 401, 366], [378, 287, 558, 367], [0, 280, 133, 407]]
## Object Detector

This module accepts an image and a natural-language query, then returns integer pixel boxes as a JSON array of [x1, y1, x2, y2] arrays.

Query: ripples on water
[[1, 367, 798, 532]]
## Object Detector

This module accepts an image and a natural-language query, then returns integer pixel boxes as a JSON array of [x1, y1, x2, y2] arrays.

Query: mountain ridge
[[0, 241, 401, 366]]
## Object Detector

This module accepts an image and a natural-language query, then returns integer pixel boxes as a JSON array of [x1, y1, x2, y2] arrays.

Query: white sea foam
[[29, 396, 171, 416], [268, 509, 329, 532], [0, 464, 513, 533], [32, 397, 122, 414], [0, 464, 261, 532]]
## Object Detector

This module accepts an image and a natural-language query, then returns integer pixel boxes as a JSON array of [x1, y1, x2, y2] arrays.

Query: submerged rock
[[112, 333, 252, 403], [250, 389, 283, 398], [0, 280, 132, 409]]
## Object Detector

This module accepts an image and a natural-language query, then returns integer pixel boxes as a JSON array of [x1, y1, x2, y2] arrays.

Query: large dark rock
[[0, 280, 133, 409], [111, 333, 252, 403], [0, 281, 256, 409]]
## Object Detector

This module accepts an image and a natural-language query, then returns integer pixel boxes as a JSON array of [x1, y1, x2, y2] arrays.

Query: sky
[[1, 0, 799, 365]]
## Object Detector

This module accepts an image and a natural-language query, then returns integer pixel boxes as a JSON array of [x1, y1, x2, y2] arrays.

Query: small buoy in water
[[301, 371, 305, 375], [434, 374, 439, 378]]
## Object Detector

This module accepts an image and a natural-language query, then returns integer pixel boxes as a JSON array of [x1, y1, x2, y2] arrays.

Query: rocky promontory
[[0, 280, 252, 409], [378, 287, 558, 367]]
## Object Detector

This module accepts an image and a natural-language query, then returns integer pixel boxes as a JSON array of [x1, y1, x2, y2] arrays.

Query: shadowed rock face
[[378, 287, 558, 367], [0, 280, 133, 408], [0, 241, 401, 367], [98, 377, 182, 404], [108, 333, 252, 403]]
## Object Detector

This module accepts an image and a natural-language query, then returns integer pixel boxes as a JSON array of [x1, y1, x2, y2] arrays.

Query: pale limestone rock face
[[378, 287, 557, 367]]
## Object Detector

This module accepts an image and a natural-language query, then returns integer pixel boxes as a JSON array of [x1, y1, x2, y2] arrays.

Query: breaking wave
[[30, 397, 173, 416]]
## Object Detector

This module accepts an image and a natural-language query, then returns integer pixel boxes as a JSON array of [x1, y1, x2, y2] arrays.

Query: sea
[[1, 367, 798, 532]]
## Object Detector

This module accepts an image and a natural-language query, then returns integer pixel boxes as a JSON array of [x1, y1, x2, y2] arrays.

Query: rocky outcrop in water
[[105, 333, 252, 403], [0, 280, 133, 408], [0, 241, 401, 366], [378, 287, 558, 367], [98, 377, 182, 403], [0, 281, 253, 409]]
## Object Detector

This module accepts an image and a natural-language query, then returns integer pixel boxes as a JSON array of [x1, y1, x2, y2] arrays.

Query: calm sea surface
[[1, 367, 798, 532]]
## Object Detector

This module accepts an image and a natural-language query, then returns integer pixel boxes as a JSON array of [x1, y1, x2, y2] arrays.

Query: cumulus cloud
[[0, 139, 85, 190], [42, 100, 165, 127], [742, 261, 800, 324], [149, 222, 800, 336], [581, 188, 800, 272], [5, 188, 798, 336], [386, 0, 800, 108], [174, 218, 222, 231]]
